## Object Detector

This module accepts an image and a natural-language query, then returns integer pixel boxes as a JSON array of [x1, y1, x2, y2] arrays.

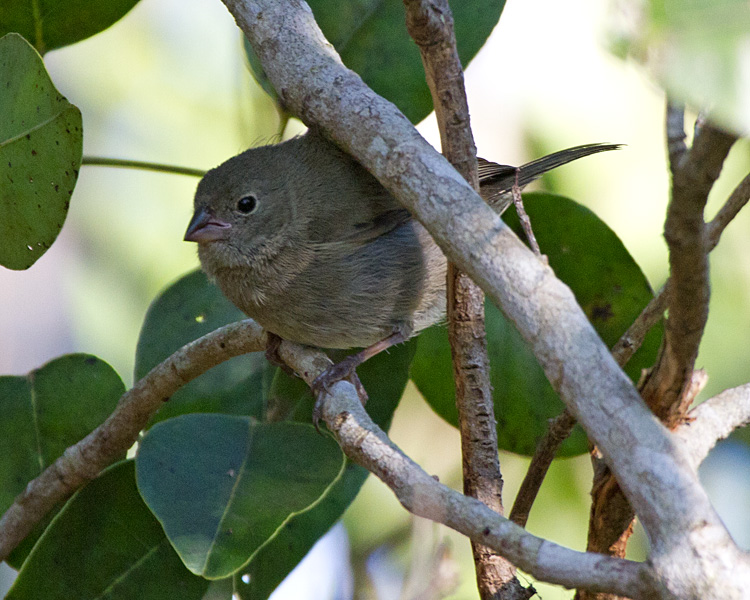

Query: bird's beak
[[184, 206, 231, 243]]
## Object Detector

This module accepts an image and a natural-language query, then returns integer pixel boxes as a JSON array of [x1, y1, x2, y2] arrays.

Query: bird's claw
[[311, 357, 368, 432]]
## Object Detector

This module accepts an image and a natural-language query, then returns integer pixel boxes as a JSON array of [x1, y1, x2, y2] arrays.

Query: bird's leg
[[311, 329, 407, 426], [265, 331, 297, 377]]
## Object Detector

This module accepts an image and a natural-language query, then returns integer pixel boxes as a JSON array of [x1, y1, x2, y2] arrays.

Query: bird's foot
[[311, 356, 368, 429]]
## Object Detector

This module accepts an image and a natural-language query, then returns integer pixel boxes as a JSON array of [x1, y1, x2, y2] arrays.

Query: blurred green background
[[1, 0, 749, 598]]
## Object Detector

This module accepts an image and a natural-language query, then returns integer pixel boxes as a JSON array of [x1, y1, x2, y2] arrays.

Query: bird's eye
[[236, 195, 258, 214]]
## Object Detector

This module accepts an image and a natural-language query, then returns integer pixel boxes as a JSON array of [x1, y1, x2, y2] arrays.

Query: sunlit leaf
[[136, 415, 345, 579], [0, 33, 82, 270], [0, 1, 140, 54], [609, 0, 750, 132]]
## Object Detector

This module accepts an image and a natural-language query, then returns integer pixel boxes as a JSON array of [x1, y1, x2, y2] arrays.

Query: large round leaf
[[0, 33, 82, 270], [411, 192, 662, 456], [232, 464, 368, 600], [0, 353, 125, 567], [0, 354, 125, 517], [245, 0, 505, 124], [136, 415, 346, 579], [6, 461, 209, 600], [135, 269, 271, 425], [0, 2, 140, 54]]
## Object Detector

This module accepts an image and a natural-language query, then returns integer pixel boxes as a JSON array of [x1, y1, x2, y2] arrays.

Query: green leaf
[[136, 415, 346, 579], [135, 269, 271, 425], [0, 33, 82, 270], [0, 1, 140, 54], [0, 353, 125, 567], [0, 354, 125, 516], [7, 461, 209, 600], [245, 0, 505, 124], [236, 340, 414, 597], [611, 0, 750, 132], [233, 462, 367, 600], [411, 193, 662, 456]]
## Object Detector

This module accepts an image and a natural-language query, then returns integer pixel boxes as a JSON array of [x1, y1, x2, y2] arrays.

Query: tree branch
[[509, 410, 576, 528], [611, 161, 750, 368], [707, 171, 750, 251], [276, 341, 658, 599], [584, 159, 750, 580], [641, 110, 737, 425], [0, 320, 267, 562], [580, 108, 740, 600], [610, 284, 669, 367], [3, 314, 746, 598], [226, 2, 749, 596], [403, 1, 524, 598], [676, 383, 750, 469], [0, 313, 655, 598]]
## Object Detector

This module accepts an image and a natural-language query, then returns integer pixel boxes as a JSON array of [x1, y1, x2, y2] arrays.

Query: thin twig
[[512, 169, 542, 256], [610, 283, 669, 366], [707, 171, 750, 250], [509, 410, 576, 527], [403, 2, 526, 598]]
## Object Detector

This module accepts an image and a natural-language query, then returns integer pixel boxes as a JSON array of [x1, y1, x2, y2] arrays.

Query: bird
[[184, 129, 619, 415]]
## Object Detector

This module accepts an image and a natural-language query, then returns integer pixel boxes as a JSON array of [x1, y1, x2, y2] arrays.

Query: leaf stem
[[81, 156, 206, 178], [32, 0, 45, 55]]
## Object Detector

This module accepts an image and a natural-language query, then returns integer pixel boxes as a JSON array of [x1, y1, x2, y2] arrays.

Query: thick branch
[[226, 2, 748, 596], [0, 320, 267, 561], [276, 341, 658, 599], [518, 286, 674, 533], [403, 1, 520, 597], [676, 383, 750, 469], [611, 165, 750, 368], [641, 113, 737, 425], [580, 110, 741, 600]]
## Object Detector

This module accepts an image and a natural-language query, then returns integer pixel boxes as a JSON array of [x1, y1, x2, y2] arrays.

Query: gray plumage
[[185, 130, 619, 350]]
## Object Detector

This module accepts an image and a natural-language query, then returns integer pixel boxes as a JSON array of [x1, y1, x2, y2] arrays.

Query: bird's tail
[[479, 143, 622, 212]]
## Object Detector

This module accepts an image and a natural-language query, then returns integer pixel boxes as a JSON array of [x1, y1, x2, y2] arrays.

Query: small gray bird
[[185, 130, 618, 404]]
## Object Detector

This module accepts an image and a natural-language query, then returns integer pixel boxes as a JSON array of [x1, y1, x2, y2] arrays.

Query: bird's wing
[[305, 177, 414, 246]]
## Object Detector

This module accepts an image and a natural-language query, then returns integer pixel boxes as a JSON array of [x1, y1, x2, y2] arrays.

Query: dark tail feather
[[479, 143, 622, 210]]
